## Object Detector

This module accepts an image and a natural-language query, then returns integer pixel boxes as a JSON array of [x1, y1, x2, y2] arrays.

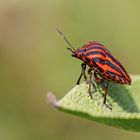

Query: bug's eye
[[80, 53, 84, 56]]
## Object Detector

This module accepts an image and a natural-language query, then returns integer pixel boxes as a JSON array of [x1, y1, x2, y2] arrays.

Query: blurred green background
[[0, 0, 140, 140]]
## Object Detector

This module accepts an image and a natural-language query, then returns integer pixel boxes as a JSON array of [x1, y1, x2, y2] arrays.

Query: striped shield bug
[[57, 29, 131, 104]]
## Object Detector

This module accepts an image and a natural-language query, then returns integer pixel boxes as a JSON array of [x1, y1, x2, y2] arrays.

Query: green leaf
[[47, 75, 140, 132]]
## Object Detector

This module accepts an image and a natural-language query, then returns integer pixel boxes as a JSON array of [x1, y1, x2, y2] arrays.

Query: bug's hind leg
[[94, 71, 109, 104], [102, 81, 109, 104], [76, 63, 87, 85]]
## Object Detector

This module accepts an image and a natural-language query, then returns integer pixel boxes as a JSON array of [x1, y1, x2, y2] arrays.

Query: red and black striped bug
[[57, 29, 131, 104]]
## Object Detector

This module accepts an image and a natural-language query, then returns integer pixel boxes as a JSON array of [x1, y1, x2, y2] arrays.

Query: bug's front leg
[[76, 63, 87, 85]]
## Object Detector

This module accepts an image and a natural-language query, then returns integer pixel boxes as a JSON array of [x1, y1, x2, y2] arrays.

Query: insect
[[57, 29, 131, 104]]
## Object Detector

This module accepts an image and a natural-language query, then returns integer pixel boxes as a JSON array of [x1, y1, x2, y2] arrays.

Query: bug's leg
[[83, 67, 87, 81], [94, 71, 102, 84], [87, 70, 96, 91], [88, 69, 93, 99], [94, 72, 109, 104], [102, 80, 109, 104], [76, 63, 87, 85], [91, 80, 96, 92], [93, 70, 103, 91]]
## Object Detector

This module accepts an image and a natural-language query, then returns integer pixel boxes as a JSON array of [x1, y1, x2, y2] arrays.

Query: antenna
[[56, 28, 75, 52]]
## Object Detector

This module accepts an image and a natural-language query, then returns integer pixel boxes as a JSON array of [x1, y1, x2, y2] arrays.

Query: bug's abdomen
[[93, 57, 131, 85], [98, 68, 130, 84]]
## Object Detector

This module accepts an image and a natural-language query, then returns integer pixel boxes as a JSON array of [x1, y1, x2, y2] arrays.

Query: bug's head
[[71, 42, 94, 61], [70, 48, 86, 60]]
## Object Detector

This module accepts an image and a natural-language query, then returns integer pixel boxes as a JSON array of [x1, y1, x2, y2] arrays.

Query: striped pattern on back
[[79, 41, 131, 84]]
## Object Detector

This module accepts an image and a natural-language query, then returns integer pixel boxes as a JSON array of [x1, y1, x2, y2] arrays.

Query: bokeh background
[[0, 0, 140, 140]]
